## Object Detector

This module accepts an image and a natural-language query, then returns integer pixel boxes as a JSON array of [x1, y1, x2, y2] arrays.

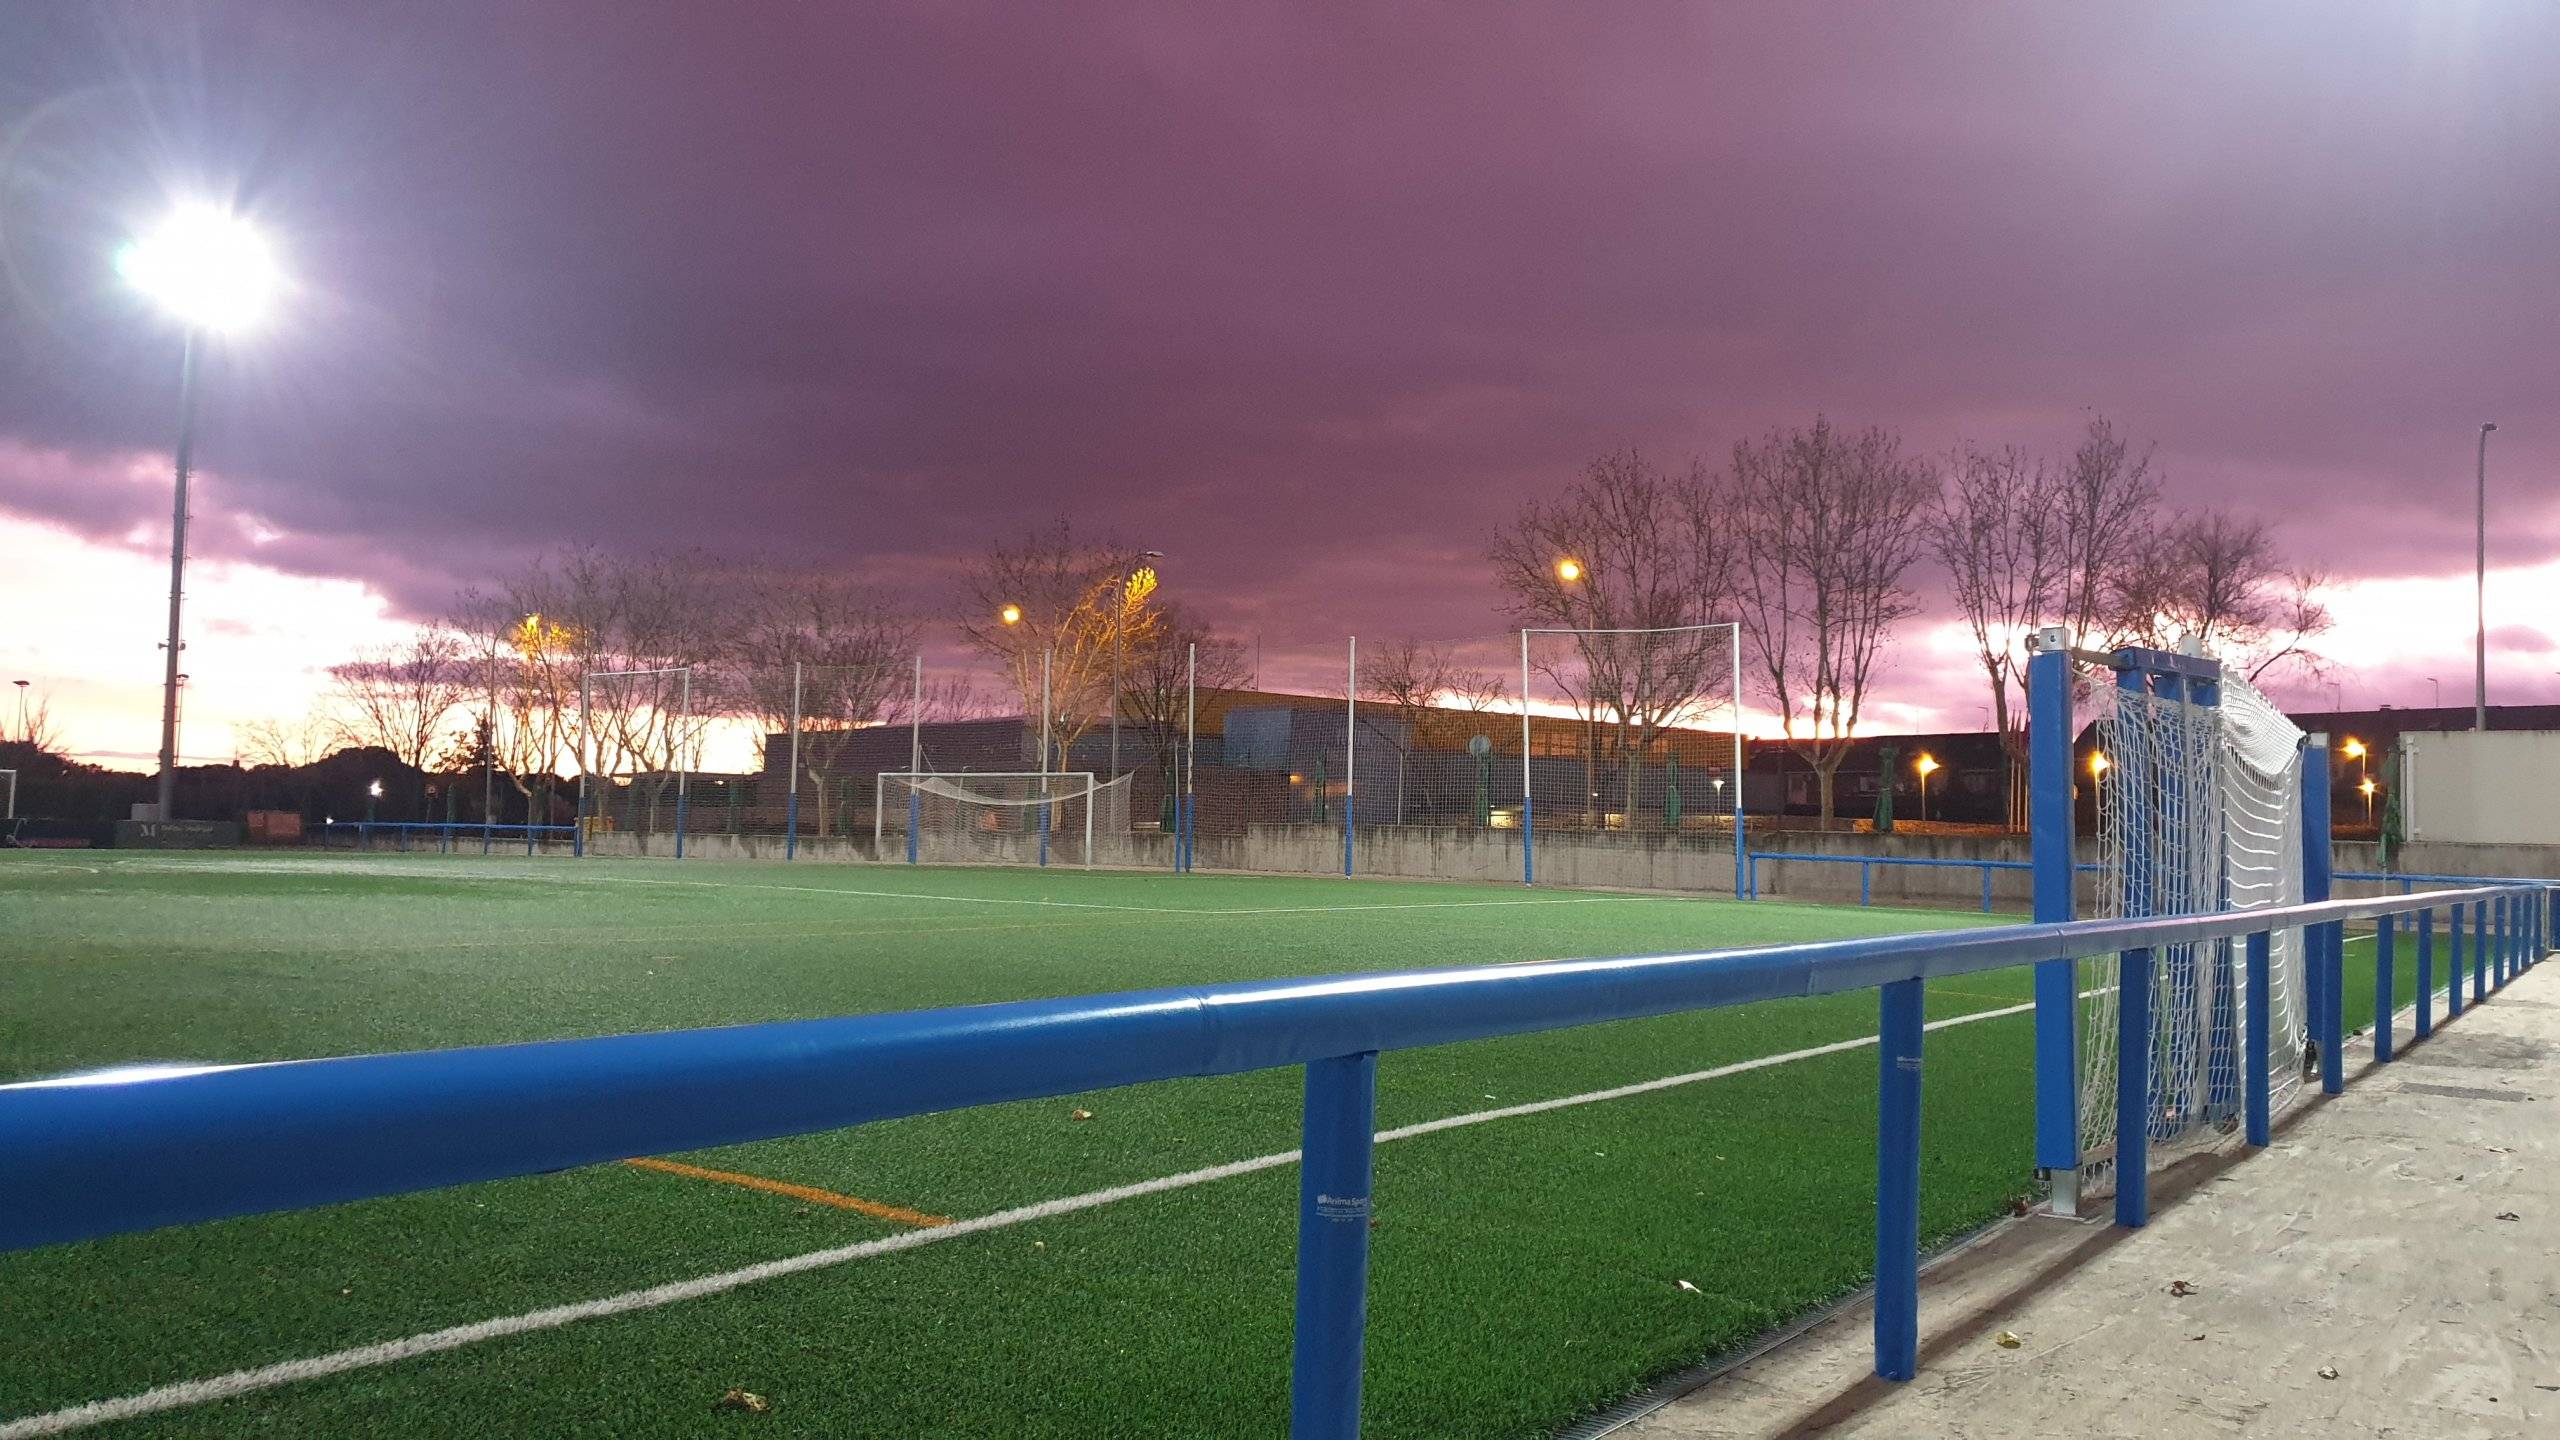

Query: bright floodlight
[[117, 204, 282, 332]]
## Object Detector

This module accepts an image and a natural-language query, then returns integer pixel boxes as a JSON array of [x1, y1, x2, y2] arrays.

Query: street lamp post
[[118, 204, 283, 820], [2477, 421, 2497, 731], [1915, 753, 1939, 823], [10, 679, 26, 743]]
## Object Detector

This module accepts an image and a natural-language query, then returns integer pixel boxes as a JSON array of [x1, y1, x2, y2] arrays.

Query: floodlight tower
[[117, 204, 283, 819]]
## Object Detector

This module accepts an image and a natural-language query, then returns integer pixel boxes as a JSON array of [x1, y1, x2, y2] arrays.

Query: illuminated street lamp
[[1108, 550, 1165, 782], [1915, 753, 1940, 823], [2341, 736, 2368, 791], [118, 203, 284, 821], [1554, 557, 1584, 584], [999, 603, 1023, 627], [2359, 776, 2377, 825]]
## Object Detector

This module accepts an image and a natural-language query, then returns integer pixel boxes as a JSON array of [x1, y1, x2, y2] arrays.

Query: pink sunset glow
[[3, 2, 2556, 764]]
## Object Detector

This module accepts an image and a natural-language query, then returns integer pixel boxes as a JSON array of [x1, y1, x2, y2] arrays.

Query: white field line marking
[[543, 869, 1702, 917], [0, 998, 2037, 1438], [77, 856, 1694, 918]]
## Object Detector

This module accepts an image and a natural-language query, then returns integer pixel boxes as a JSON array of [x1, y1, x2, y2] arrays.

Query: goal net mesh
[[877, 772, 1133, 868], [2077, 669, 2306, 1189]]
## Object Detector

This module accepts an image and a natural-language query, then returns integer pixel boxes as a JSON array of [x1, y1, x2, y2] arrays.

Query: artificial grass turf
[[0, 853, 2443, 1438]]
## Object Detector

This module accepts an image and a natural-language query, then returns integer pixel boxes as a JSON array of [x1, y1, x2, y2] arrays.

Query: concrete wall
[[2403, 730, 2560, 845]]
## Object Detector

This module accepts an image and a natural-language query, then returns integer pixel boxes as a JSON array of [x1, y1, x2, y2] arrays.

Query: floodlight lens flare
[[117, 204, 283, 332]]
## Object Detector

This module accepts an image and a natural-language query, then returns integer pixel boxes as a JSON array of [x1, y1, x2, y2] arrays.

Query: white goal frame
[[875, 771, 1127, 869], [1517, 622, 1746, 894]]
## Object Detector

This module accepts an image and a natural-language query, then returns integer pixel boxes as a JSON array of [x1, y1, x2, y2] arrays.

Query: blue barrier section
[[0, 883, 2540, 1434], [1291, 1052, 1378, 1440]]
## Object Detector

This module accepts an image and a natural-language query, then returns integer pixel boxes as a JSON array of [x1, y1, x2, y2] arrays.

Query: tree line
[[1484, 414, 2330, 823], [144, 412, 2330, 832]]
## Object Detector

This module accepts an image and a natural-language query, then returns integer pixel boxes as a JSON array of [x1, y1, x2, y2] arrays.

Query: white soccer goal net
[[875, 772, 1134, 869], [2076, 668, 2308, 1188]]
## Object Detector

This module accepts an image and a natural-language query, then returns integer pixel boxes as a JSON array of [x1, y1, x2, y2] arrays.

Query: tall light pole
[[117, 203, 283, 819], [1107, 549, 1163, 782], [10, 679, 26, 743], [2476, 421, 2496, 731]]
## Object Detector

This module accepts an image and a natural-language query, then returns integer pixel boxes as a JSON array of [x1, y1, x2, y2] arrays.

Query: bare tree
[[1728, 418, 1935, 824], [2053, 414, 2163, 652], [7, 684, 64, 755], [1489, 450, 1736, 825], [1360, 638, 1478, 823], [237, 710, 345, 769], [956, 520, 1160, 765], [329, 628, 472, 778], [1116, 603, 1250, 826], [2114, 509, 2334, 682], [1925, 443, 2062, 828], [726, 574, 919, 834]]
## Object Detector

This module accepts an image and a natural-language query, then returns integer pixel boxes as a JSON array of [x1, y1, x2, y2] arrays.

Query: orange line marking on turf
[[620, 1157, 951, 1228]]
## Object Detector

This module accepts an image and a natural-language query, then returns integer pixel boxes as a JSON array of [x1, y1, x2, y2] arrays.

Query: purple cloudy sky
[[3, 2, 2555, 753]]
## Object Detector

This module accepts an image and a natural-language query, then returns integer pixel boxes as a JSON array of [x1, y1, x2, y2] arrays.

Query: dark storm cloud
[[2, 1, 2554, 688]]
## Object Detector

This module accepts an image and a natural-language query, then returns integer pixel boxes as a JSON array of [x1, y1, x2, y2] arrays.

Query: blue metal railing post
[[2243, 929, 2271, 1146], [2319, 917, 2344, 1095], [2497, 895, 2512, 986], [1981, 865, 1993, 914], [2298, 738, 2337, 1095], [1291, 1052, 1379, 1440], [2116, 946, 2153, 1227], [907, 791, 921, 866], [2472, 899, 2488, 1003], [785, 789, 799, 862], [1873, 977, 1924, 1382], [2026, 637, 2079, 1201], [2374, 913, 2396, 1063], [2446, 905, 2465, 1018], [1860, 861, 1872, 908], [2416, 908, 2434, 1040], [1522, 793, 1535, 887], [1733, 811, 1747, 901]]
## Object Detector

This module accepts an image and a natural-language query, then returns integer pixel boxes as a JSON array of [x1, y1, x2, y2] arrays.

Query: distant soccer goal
[[577, 666, 704, 858], [1518, 622, 1745, 894], [875, 771, 1134, 869], [2027, 632, 2314, 1210]]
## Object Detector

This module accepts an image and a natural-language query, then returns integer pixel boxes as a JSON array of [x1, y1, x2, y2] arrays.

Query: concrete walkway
[[1622, 962, 2560, 1440]]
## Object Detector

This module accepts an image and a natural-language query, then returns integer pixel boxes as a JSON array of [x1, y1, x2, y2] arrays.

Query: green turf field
[[0, 853, 2415, 1438]]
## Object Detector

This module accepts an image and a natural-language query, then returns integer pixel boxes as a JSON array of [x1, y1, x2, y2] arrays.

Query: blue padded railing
[[0, 883, 2546, 1438], [315, 820, 578, 856]]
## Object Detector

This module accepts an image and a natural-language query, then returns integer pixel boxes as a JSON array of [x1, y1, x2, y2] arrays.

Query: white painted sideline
[[0, 1001, 2038, 1437]]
